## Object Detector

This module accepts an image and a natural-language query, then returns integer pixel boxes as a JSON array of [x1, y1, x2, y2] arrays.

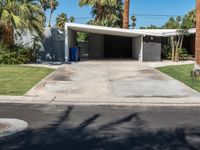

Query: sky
[[46, 0, 196, 28]]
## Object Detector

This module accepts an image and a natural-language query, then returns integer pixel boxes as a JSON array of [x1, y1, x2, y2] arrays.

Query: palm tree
[[79, 0, 123, 27], [48, 0, 58, 27], [123, 0, 130, 29], [131, 15, 136, 29], [0, 0, 44, 45], [56, 13, 67, 31], [69, 16, 75, 23], [79, 0, 108, 21], [195, 0, 200, 71], [40, 0, 50, 11]]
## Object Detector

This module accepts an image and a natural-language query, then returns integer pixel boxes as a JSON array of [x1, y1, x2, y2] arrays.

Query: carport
[[64, 23, 169, 62]]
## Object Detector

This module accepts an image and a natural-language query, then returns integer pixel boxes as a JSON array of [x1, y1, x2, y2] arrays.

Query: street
[[0, 104, 200, 150]]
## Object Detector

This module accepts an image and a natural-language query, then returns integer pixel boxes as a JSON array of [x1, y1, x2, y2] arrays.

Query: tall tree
[[79, 0, 123, 27], [56, 13, 75, 31], [79, 0, 107, 21], [195, 0, 200, 71], [131, 15, 136, 29], [48, 0, 58, 27], [123, 0, 130, 29], [182, 9, 196, 29], [69, 16, 75, 23], [56, 13, 67, 31], [163, 16, 189, 62], [40, 0, 50, 11], [0, 0, 44, 45]]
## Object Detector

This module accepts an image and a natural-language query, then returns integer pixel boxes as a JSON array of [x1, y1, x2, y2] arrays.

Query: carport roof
[[65, 23, 196, 37]]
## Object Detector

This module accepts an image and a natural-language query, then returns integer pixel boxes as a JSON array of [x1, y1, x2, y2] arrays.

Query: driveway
[[26, 60, 200, 101]]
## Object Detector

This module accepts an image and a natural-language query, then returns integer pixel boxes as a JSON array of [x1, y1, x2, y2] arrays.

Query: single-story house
[[64, 23, 196, 62], [17, 23, 195, 62]]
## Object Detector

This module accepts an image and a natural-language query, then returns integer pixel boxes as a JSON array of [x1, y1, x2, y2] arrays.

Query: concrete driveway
[[26, 60, 200, 101]]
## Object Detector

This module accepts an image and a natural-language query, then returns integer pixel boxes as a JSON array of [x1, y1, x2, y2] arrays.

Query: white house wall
[[65, 28, 77, 61], [132, 36, 143, 61]]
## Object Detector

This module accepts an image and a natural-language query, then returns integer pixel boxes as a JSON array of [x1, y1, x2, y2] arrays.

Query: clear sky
[[46, 0, 196, 28]]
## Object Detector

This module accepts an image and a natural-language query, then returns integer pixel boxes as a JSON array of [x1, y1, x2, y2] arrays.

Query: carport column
[[140, 35, 144, 62], [64, 24, 69, 62]]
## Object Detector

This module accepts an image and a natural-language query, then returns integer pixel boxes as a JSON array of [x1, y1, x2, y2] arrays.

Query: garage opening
[[86, 34, 134, 59], [68, 29, 142, 61], [104, 35, 132, 58]]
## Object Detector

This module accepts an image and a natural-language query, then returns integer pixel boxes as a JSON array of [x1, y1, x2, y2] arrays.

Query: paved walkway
[[16, 60, 199, 106]]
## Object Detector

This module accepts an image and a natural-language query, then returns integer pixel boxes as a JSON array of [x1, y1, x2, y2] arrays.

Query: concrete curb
[[0, 95, 200, 107]]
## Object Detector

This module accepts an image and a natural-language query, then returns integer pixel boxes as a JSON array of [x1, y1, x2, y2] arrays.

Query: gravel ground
[[146, 60, 195, 68]]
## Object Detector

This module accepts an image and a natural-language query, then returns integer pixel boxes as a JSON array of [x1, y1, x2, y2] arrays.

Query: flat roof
[[65, 23, 196, 37]]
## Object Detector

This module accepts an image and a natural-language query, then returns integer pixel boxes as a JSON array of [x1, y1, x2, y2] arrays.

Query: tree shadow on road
[[0, 106, 199, 150]]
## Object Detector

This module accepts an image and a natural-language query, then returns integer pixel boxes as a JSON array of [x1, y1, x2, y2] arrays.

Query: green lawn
[[0, 65, 54, 96], [157, 64, 200, 93]]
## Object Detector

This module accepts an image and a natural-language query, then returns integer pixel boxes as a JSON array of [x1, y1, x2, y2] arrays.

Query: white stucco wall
[[132, 36, 143, 61], [65, 28, 77, 62]]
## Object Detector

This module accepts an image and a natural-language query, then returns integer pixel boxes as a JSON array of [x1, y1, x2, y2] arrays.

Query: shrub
[[177, 47, 190, 60], [0, 43, 30, 64], [162, 45, 191, 61], [161, 45, 172, 60]]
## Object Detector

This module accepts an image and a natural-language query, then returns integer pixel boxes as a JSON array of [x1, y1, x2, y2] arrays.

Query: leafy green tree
[[0, 0, 44, 45], [162, 16, 191, 62], [182, 9, 196, 29], [77, 32, 88, 42], [48, 0, 58, 27], [162, 17, 181, 29]]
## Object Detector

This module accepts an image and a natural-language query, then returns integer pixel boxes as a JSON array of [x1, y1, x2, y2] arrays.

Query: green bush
[[162, 45, 191, 61], [161, 45, 172, 59], [0, 43, 30, 64], [177, 47, 190, 60]]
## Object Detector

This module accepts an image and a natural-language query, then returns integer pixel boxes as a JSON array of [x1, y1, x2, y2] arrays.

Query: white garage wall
[[65, 28, 77, 61], [68, 29, 77, 49], [132, 36, 143, 61], [88, 34, 104, 58]]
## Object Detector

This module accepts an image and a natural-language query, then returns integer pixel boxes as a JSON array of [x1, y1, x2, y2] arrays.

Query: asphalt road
[[0, 104, 200, 150]]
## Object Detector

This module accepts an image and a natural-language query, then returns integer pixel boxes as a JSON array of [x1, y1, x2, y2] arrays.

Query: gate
[[78, 41, 89, 58]]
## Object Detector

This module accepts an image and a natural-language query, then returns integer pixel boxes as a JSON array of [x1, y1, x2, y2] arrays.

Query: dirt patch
[[139, 69, 155, 74], [48, 68, 74, 81]]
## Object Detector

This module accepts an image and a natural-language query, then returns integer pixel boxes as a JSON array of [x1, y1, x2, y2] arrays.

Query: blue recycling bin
[[70, 47, 78, 62]]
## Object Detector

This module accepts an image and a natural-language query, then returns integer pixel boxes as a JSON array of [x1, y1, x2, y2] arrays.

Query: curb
[[0, 96, 200, 107]]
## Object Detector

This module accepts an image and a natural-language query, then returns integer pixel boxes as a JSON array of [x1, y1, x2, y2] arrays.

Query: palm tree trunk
[[195, 0, 200, 69], [123, 0, 130, 29], [2, 24, 14, 45], [96, 3, 104, 21], [48, 9, 53, 27]]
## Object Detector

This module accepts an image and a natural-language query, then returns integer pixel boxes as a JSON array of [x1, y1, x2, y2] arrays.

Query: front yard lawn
[[157, 64, 200, 93], [0, 65, 54, 96]]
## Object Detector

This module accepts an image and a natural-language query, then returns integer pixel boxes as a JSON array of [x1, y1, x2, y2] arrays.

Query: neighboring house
[[16, 23, 196, 62]]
